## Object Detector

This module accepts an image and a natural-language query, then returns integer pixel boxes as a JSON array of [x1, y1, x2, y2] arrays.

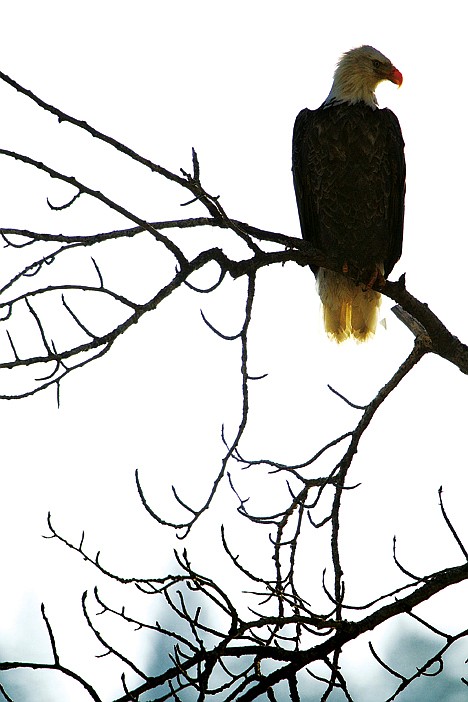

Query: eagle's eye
[[372, 59, 382, 69]]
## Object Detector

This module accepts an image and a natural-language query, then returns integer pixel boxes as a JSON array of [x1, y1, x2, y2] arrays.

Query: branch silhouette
[[0, 69, 467, 702]]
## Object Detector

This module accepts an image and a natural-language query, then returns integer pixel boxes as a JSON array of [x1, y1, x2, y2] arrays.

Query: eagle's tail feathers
[[321, 299, 351, 343], [317, 268, 381, 343]]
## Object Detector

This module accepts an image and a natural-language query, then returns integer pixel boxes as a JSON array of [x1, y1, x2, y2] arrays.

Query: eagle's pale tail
[[317, 268, 381, 343]]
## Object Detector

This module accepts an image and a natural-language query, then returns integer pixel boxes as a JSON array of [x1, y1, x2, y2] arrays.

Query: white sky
[[0, 1, 467, 700]]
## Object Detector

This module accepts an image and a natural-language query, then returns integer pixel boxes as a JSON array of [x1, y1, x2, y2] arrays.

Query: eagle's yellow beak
[[389, 67, 403, 87]]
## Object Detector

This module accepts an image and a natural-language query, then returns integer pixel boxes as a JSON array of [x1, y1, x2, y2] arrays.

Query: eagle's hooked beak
[[389, 66, 403, 87]]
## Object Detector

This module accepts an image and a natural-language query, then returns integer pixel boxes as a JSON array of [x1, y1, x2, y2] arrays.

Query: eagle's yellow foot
[[364, 267, 386, 290]]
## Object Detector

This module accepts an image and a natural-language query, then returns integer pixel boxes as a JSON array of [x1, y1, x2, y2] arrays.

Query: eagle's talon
[[362, 268, 386, 290]]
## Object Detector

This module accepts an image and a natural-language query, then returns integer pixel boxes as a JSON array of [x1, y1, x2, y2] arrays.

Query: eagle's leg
[[342, 262, 385, 289], [363, 265, 385, 290]]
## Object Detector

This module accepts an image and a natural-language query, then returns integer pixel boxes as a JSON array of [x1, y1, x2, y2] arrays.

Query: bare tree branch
[[0, 68, 466, 702]]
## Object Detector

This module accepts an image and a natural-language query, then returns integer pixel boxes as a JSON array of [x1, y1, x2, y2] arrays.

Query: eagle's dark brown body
[[293, 99, 405, 341], [293, 102, 405, 277]]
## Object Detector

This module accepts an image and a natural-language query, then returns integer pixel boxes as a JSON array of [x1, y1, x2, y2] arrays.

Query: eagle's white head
[[324, 45, 403, 108]]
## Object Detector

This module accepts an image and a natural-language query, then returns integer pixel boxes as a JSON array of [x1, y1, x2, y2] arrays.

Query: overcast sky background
[[0, 2, 467, 700]]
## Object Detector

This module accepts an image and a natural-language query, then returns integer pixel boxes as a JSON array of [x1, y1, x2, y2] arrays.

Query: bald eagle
[[292, 45, 405, 342]]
